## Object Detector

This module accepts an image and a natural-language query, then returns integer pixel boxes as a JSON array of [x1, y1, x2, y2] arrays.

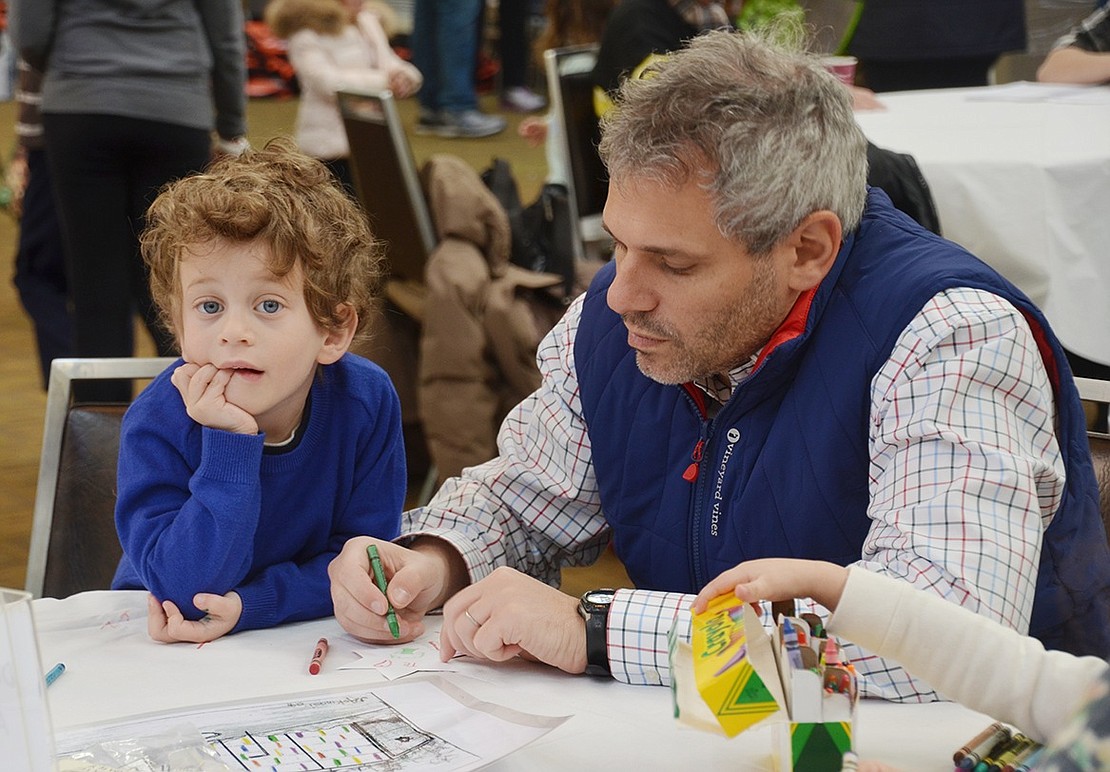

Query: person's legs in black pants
[[498, 0, 544, 111], [124, 117, 211, 357], [13, 147, 73, 388], [43, 113, 208, 402]]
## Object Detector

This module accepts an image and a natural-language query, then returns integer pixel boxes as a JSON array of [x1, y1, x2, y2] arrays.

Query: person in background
[[9, 56, 72, 388], [410, 0, 506, 138], [849, 1, 1026, 92], [1037, 4, 1110, 85], [517, 0, 618, 185], [328, 30, 1110, 700], [1038, 4, 1110, 430], [694, 558, 1110, 771], [591, 0, 734, 116], [13, 0, 249, 403], [265, 0, 422, 196], [112, 140, 406, 644], [496, 0, 546, 113], [591, 0, 882, 118]]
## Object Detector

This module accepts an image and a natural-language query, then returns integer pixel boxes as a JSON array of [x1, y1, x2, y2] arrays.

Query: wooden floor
[[0, 94, 556, 591]]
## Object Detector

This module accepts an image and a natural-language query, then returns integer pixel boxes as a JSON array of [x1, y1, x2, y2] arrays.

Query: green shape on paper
[[792, 722, 852, 771], [716, 666, 778, 717]]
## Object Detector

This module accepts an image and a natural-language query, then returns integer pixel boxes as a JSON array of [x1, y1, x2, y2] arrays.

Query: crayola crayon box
[[669, 594, 856, 771]]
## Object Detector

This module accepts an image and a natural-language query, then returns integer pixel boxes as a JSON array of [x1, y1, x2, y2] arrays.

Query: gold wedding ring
[[464, 609, 481, 627]]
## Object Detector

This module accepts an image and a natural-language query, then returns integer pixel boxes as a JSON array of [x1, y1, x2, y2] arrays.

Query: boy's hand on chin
[[172, 362, 258, 434]]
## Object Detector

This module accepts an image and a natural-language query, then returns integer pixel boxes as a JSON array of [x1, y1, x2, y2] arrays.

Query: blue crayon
[[44, 662, 66, 687], [781, 617, 804, 669]]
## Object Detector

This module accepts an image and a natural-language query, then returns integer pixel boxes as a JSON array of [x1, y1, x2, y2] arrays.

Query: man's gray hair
[[598, 29, 868, 256]]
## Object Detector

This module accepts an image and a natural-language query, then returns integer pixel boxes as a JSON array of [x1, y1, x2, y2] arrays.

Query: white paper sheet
[[55, 677, 566, 771]]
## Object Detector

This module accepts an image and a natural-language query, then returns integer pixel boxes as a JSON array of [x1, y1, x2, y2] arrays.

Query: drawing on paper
[[206, 692, 471, 770]]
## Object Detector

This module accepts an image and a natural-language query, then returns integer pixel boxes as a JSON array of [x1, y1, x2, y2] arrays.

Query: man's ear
[[783, 210, 842, 293], [317, 304, 358, 365]]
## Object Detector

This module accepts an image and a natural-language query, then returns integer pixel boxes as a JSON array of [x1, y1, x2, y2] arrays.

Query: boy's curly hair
[[141, 137, 383, 343]]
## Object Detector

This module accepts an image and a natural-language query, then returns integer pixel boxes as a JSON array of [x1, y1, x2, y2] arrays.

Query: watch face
[[585, 589, 615, 606]]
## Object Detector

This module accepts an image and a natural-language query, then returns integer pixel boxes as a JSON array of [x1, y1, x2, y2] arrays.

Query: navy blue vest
[[575, 189, 1110, 657]]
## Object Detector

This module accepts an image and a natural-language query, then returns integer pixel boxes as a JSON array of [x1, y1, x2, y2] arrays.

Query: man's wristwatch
[[578, 588, 615, 676]]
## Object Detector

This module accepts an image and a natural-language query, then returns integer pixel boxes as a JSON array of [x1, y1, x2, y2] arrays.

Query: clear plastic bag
[[57, 723, 230, 772]]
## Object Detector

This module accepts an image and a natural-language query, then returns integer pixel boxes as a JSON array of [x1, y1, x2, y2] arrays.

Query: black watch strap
[[580, 589, 614, 676]]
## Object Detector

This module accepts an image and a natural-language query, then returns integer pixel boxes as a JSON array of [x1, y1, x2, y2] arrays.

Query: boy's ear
[[783, 210, 842, 293], [317, 304, 358, 365]]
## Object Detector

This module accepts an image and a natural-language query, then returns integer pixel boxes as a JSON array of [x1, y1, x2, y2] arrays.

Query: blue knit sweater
[[111, 353, 405, 632]]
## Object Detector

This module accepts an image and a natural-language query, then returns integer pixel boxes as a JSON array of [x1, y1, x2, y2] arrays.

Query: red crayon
[[308, 637, 329, 675]]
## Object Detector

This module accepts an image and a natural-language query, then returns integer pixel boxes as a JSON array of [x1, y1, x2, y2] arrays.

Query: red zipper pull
[[682, 439, 704, 482]]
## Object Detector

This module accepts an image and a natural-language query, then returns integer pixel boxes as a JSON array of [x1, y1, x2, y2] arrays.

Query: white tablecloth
[[855, 83, 1110, 367], [30, 590, 997, 770]]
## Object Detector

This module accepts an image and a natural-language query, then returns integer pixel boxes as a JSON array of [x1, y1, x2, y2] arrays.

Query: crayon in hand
[[367, 544, 400, 639]]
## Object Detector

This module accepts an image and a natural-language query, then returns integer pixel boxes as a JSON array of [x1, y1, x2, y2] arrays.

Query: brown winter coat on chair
[[418, 154, 565, 483]]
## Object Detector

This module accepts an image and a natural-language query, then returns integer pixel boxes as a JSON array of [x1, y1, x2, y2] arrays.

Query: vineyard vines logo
[[709, 428, 741, 537]]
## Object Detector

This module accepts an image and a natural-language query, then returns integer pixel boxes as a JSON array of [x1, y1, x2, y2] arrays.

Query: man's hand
[[440, 566, 587, 675], [692, 558, 849, 615], [329, 536, 464, 642], [171, 362, 257, 434], [146, 591, 243, 643]]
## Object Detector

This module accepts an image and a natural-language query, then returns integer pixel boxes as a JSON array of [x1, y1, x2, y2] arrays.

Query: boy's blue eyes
[[196, 299, 283, 314]]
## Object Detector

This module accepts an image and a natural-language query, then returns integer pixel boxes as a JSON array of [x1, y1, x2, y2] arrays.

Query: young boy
[[111, 138, 406, 644], [694, 559, 1109, 769]]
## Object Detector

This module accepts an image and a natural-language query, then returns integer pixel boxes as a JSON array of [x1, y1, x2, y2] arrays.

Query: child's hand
[[518, 117, 549, 147], [387, 68, 420, 99], [147, 591, 243, 643], [692, 559, 849, 615], [171, 362, 258, 435]]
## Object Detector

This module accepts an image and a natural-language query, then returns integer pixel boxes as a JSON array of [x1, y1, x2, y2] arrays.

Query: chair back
[[1076, 377, 1110, 540], [339, 88, 436, 287], [25, 358, 174, 598], [544, 44, 607, 262]]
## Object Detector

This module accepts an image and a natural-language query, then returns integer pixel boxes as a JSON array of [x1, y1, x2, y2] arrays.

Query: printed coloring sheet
[[56, 677, 566, 771]]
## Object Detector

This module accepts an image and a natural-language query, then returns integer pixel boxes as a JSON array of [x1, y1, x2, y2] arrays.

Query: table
[[854, 83, 1110, 367], [32, 590, 995, 770]]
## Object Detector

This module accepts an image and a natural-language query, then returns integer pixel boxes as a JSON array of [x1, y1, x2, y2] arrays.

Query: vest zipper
[[683, 439, 704, 482], [681, 383, 709, 483]]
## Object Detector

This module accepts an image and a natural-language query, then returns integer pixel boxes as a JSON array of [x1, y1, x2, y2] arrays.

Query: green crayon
[[367, 544, 400, 639]]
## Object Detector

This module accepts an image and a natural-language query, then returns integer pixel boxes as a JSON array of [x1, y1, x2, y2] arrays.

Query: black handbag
[[482, 158, 577, 299]]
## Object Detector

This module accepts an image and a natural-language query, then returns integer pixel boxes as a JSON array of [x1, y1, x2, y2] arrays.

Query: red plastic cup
[[822, 56, 858, 87]]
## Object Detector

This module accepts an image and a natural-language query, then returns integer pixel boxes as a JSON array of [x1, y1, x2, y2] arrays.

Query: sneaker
[[501, 86, 546, 113], [432, 109, 507, 139], [414, 108, 445, 136]]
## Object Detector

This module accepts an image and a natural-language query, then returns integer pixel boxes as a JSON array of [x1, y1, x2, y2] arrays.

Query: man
[[1037, 4, 1110, 85], [330, 30, 1110, 701]]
